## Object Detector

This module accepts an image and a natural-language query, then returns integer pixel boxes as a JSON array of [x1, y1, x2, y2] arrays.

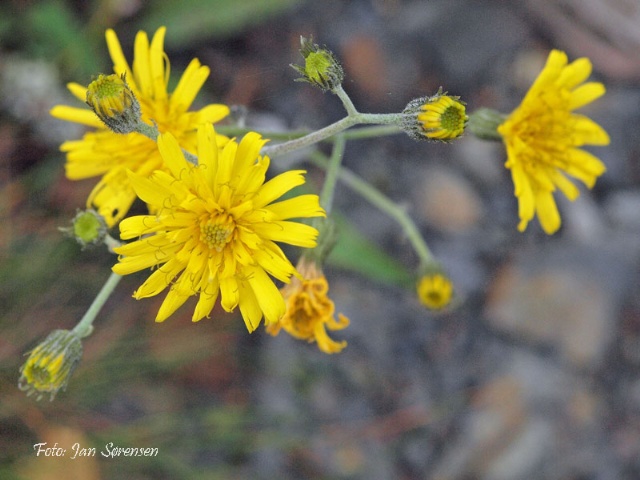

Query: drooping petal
[[535, 190, 561, 234], [246, 265, 285, 325], [155, 286, 191, 322]]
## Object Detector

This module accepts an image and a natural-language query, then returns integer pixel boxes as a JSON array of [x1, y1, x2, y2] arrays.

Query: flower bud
[[60, 209, 108, 248], [402, 88, 468, 142], [86, 73, 141, 134], [291, 36, 344, 92], [416, 267, 454, 310], [19, 330, 83, 401]]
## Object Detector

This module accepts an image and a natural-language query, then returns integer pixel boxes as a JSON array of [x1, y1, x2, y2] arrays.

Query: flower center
[[200, 215, 235, 252]]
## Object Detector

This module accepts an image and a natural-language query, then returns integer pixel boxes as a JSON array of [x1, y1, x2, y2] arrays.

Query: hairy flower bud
[[19, 330, 83, 401], [86, 73, 141, 134], [402, 88, 468, 142], [291, 36, 344, 92]]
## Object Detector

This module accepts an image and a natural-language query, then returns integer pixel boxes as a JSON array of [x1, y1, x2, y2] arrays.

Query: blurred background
[[2, 0, 640, 478]]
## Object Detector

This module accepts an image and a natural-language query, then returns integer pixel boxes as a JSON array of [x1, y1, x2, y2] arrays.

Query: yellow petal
[[252, 221, 319, 247], [265, 195, 325, 220], [550, 170, 580, 201], [557, 57, 592, 90], [149, 26, 168, 103], [125, 170, 173, 207], [511, 165, 535, 231], [570, 82, 605, 110], [133, 30, 152, 98], [237, 281, 263, 332], [135, 258, 184, 297], [50, 105, 103, 128], [155, 285, 190, 322], [246, 265, 285, 324], [233, 132, 267, 180], [118, 215, 163, 239], [157, 132, 191, 180], [194, 104, 231, 124], [523, 50, 567, 102], [565, 148, 606, 187], [197, 124, 217, 185], [253, 170, 306, 208], [170, 59, 208, 113], [219, 276, 239, 312], [106, 29, 134, 83], [571, 115, 610, 146], [535, 190, 561, 234], [193, 287, 219, 322], [67, 82, 88, 102], [254, 242, 296, 283], [112, 252, 163, 275]]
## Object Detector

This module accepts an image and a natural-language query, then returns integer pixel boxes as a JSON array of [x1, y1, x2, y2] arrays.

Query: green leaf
[[141, 0, 303, 46], [327, 215, 413, 288]]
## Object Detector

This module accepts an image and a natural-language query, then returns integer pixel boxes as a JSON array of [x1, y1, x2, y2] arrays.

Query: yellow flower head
[[417, 272, 453, 310], [50, 27, 230, 226], [497, 50, 610, 234], [403, 88, 468, 142], [113, 124, 325, 331], [266, 256, 349, 354], [19, 330, 83, 401]]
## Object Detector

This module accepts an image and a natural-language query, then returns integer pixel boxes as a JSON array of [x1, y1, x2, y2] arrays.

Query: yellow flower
[[403, 89, 468, 142], [50, 27, 230, 226], [112, 124, 325, 331], [19, 330, 83, 401], [417, 273, 453, 310], [266, 257, 349, 354], [497, 50, 610, 234]]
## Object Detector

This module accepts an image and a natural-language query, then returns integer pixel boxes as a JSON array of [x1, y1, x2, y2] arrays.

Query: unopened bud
[[86, 73, 141, 134], [291, 36, 344, 92], [402, 88, 468, 142], [19, 330, 83, 401]]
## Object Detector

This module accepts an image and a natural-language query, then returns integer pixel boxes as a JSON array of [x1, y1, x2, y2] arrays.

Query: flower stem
[[334, 85, 359, 116], [319, 134, 346, 214], [310, 152, 434, 265], [262, 112, 404, 158], [71, 272, 122, 338]]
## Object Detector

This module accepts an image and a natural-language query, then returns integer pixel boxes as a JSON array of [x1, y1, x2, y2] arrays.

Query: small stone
[[418, 167, 484, 233], [485, 259, 616, 369]]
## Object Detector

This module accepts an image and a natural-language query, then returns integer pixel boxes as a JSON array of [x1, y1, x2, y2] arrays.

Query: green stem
[[334, 85, 359, 116], [342, 124, 402, 140], [216, 124, 402, 145], [310, 152, 435, 266], [319, 135, 346, 214], [262, 112, 404, 158], [71, 272, 122, 338]]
